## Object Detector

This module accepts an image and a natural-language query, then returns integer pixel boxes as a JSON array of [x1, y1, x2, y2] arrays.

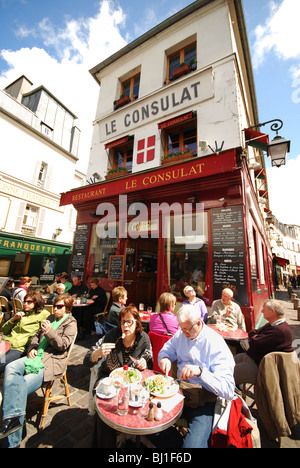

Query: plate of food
[[143, 374, 179, 398], [109, 367, 142, 384]]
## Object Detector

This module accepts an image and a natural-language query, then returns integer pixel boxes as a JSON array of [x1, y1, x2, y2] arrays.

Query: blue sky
[[0, 0, 299, 224]]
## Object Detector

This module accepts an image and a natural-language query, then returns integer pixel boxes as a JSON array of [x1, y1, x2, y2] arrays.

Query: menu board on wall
[[212, 206, 247, 306], [70, 224, 90, 279], [108, 255, 125, 281]]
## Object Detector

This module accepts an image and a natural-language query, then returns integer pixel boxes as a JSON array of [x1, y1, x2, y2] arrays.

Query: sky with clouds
[[0, 0, 299, 224]]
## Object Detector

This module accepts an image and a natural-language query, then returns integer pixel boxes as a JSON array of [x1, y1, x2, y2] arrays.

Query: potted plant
[[161, 146, 194, 165], [172, 62, 190, 80], [189, 59, 197, 71], [105, 165, 129, 180], [114, 94, 131, 110]]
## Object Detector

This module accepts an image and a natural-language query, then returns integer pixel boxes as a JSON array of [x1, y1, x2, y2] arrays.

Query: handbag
[[179, 380, 217, 408]]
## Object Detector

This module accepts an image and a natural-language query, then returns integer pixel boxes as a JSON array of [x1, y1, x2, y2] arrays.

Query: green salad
[[128, 368, 141, 383]]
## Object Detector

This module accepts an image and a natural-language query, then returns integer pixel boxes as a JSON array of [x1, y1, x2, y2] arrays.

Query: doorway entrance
[[124, 237, 158, 310]]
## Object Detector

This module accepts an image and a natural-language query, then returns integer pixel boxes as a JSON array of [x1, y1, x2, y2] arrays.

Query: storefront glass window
[[87, 223, 119, 277], [164, 212, 208, 299]]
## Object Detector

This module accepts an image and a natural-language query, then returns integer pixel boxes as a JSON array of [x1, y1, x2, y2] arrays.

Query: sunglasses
[[24, 300, 34, 304], [54, 304, 65, 310]]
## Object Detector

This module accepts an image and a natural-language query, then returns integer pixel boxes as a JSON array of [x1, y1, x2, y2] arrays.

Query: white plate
[[144, 375, 179, 399], [96, 388, 116, 399], [109, 367, 142, 384]]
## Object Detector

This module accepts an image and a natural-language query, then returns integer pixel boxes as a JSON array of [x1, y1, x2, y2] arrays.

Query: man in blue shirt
[[158, 305, 235, 448]]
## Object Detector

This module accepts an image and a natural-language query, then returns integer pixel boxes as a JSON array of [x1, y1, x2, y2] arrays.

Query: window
[[164, 121, 197, 156], [22, 204, 39, 235], [163, 212, 208, 297], [41, 123, 53, 137], [121, 73, 140, 100], [37, 162, 48, 188], [113, 142, 133, 172], [167, 42, 196, 80]]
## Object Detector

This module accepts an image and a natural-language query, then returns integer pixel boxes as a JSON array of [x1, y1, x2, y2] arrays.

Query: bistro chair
[[11, 298, 23, 315], [28, 333, 77, 430], [148, 330, 172, 374], [0, 296, 10, 313], [44, 304, 54, 314], [94, 292, 111, 323]]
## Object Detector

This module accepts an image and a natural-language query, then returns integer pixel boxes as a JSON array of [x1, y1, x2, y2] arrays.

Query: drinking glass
[[147, 307, 152, 315], [112, 375, 123, 409], [140, 387, 149, 418]]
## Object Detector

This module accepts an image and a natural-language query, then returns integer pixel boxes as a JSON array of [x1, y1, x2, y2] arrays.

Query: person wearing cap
[[182, 285, 208, 323]]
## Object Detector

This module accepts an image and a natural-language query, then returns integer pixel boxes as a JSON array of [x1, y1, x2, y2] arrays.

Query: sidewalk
[[19, 289, 300, 448]]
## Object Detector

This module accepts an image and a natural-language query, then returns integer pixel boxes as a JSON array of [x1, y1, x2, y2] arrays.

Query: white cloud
[[267, 154, 300, 225], [252, 0, 300, 68], [0, 0, 127, 173]]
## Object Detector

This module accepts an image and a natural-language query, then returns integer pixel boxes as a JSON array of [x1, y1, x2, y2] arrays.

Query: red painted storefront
[[60, 150, 274, 330]]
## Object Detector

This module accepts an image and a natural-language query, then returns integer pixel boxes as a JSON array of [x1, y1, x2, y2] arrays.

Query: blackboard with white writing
[[71, 224, 90, 280], [108, 255, 125, 281], [212, 206, 247, 306]]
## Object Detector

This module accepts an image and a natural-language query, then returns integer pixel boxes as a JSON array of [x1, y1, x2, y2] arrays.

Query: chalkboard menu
[[70, 224, 90, 280], [212, 206, 247, 306], [108, 255, 125, 281]]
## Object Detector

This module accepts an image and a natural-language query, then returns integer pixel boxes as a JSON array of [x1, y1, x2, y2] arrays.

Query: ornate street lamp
[[244, 119, 290, 168]]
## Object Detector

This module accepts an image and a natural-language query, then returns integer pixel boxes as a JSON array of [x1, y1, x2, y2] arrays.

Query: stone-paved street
[[16, 287, 300, 448]]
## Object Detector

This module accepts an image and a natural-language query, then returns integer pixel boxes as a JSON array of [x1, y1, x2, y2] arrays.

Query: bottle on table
[[117, 365, 129, 416]]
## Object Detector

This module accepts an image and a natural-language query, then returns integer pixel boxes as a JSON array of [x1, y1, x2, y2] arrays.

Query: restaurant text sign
[[61, 151, 237, 207]]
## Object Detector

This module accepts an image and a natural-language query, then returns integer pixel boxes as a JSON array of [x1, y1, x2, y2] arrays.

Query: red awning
[[274, 256, 290, 267], [244, 129, 269, 152], [105, 136, 129, 150], [158, 112, 193, 130]]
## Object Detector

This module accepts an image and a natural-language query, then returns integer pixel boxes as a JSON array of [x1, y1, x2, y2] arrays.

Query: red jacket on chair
[[211, 397, 253, 448]]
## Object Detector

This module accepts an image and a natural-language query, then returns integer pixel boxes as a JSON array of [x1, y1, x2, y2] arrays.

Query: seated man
[[68, 275, 87, 298], [209, 288, 246, 331], [158, 305, 235, 448], [234, 299, 294, 385]]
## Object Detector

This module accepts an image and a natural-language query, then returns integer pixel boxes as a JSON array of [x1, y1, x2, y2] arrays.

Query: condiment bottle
[[147, 402, 155, 421], [117, 365, 129, 415], [155, 401, 162, 421]]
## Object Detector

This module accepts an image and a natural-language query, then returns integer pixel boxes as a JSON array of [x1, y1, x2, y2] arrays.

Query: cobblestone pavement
[[17, 287, 300, 448]]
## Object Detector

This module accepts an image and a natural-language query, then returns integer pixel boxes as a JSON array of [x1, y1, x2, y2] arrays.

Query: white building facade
[[0, 75, 85, 279]]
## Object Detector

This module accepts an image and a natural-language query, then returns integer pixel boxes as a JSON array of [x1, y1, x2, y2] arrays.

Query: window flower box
[[114, 94, 131, 110], [172, 62, 190, 80], [161, 149, 194, 165], [105, 166, 129, 180]]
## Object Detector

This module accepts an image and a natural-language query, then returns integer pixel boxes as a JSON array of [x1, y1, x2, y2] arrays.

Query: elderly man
[[158, 305, 235, 448], [209, 288, 246, 331], [234, 299, 294, 385]]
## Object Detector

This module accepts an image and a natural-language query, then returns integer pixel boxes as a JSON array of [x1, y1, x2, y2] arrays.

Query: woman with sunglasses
[[84, 304, 153, 448], [0, 291, 50, 374], [0, 294, 77, 447]]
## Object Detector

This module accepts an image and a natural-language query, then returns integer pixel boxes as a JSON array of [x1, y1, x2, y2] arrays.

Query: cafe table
[[139, 312, 151, 332], [95, 369, 184, 448], [207, 324, 248, 341]]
